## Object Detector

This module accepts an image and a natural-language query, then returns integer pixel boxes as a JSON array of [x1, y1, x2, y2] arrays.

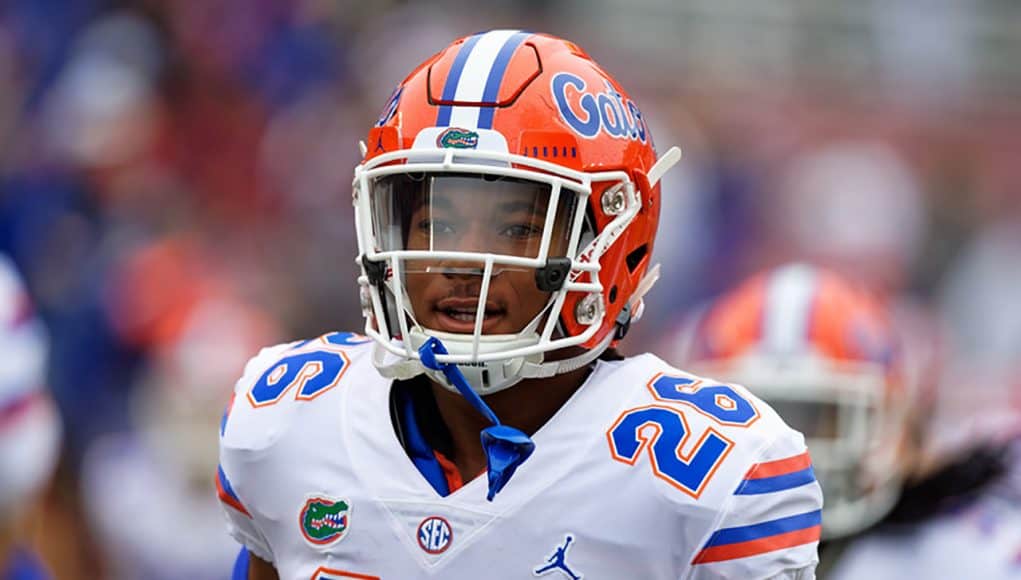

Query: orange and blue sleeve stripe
[[693, 509, 822, 564], [735, 451, 816, 495], [216, 465, 251, 517]]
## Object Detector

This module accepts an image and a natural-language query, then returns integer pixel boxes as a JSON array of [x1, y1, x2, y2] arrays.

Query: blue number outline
[[246, 337, 354, 408], [608, 404, 736, 498], [647, 373, 760, 427]]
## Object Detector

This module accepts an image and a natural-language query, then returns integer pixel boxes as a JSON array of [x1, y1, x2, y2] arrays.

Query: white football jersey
[[218, 333, 823, 580], [829, 440, 1021, 580]]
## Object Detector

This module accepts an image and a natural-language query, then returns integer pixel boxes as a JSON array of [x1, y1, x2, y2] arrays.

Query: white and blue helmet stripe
[[762, 264, 820, 357], [435, 30, 531, 130]]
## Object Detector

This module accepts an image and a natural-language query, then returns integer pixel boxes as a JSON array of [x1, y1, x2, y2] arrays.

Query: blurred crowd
[[0, 1, 1018, 578]]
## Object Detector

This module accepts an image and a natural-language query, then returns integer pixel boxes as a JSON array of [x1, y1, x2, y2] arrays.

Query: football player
[[672, 263, 1021, 578], [219, 31, 823, 580], [0, 254, 61, 579], [672, 264, 918, 539]]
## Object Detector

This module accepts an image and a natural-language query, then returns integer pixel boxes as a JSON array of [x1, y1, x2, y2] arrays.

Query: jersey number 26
[[608, 374, 759, 498]]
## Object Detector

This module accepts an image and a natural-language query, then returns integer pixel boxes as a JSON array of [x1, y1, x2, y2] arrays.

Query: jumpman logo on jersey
[[533, 534, 582, 579]]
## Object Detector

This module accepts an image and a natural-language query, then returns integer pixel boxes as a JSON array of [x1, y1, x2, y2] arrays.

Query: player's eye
[[499, 222, 543, 240], [417, 218, 456, 236]]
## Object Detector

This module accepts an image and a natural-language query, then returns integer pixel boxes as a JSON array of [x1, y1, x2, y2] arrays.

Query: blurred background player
[[78, 238, 281, 580], [670, 263, 918, 542], [0, 253, 61, 579], [669, 262, 1021, 578], [828, 216, 1021, 579], [825, 408, 1021, 577]]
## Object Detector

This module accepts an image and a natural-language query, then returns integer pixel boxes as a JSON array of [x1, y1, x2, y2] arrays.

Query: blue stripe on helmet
[[436, 33, 484, 126], [476, 31, 530, 129]]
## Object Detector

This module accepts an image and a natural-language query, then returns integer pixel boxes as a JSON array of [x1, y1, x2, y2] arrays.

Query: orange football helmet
[[676, 263, 913, 539], [354, 30, 680, 394]]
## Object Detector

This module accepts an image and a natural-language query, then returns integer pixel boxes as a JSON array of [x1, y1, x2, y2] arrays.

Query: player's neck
[[428, 365, 593, 482]]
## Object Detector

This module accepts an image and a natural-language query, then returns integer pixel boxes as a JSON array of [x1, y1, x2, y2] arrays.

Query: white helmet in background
[[0, 255, 60, 522]]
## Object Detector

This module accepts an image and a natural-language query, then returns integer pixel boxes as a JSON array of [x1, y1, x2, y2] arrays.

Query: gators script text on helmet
[[354, 30, 681, 394]]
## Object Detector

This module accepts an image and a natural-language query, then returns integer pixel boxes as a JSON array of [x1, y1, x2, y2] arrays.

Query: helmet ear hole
[[625, 244, 648, 273], [609, 286, 618, 304]]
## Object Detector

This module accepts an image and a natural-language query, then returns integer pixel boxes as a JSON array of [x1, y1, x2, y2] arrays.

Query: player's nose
[[458, 222, 493, 251], [439, 224, 491, 276]]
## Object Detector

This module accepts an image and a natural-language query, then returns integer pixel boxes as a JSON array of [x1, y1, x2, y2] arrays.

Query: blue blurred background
[[1, 1, 1019, 578]]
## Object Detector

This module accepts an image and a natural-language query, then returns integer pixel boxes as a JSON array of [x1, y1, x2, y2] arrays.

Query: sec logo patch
[[416, 516, 453, 554]]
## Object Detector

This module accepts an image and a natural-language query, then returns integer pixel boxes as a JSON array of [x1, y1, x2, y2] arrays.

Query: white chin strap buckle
[[406, 329, 543, 395]]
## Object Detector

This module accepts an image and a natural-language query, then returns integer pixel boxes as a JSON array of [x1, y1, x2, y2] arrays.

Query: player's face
[[396, 176, 572, 335]]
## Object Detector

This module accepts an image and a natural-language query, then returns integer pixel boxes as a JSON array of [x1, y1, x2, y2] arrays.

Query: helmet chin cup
[[819, 475, 903, 539], [407, 328, 543, 395]]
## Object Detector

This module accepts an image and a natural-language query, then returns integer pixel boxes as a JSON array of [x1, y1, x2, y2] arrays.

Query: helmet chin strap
[[516, 331, 614, 378], [417, 337, 535, 501], [377, 297, 552, 394]]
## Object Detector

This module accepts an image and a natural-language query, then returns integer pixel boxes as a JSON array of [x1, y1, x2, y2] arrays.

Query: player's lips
[[432, 297, 506, 333]]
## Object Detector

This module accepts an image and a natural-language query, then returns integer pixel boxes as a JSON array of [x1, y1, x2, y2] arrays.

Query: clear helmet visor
[[366, 171, 584, 341], [370, 172, 578, 275], [361, 170, 592, 393]]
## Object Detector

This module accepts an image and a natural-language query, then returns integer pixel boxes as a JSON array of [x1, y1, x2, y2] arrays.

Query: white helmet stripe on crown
[[435, 30, 530, 130], [763, 264, 819, 356]]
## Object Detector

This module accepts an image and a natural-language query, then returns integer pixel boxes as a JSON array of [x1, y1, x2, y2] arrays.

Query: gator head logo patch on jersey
[[300, 496, 351, 546], [436, 127, 479, 149]]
